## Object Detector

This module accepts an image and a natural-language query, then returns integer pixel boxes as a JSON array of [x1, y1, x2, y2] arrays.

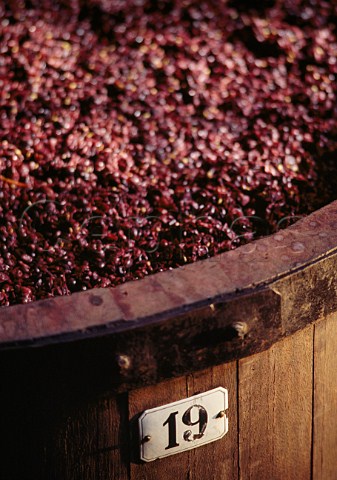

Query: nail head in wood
[[116, 354, 131, 370], [232, 321, 249, 340]]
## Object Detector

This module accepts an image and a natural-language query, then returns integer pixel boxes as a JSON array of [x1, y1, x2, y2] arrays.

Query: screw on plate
[[142, 435, 152, 443], [217, 410, 226, 419]]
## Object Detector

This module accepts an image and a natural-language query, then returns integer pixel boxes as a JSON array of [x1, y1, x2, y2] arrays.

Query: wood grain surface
[[313, 313, 337, 480], [0, 346, 129, 480], [129, 363, 237, 480], [130, 376, 190, 480], [52, 395, 129, 480], [3, 319, 337, 479], [238, 326, 314, 480]]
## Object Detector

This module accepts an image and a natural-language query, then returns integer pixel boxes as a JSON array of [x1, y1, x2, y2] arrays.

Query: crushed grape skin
[[0, 0, 337, 306]]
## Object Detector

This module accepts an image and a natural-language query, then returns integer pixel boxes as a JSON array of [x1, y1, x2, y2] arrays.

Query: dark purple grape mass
[[1, 0, 337, 306]]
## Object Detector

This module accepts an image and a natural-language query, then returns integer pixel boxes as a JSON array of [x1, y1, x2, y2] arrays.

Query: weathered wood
[[2, 316, 337, 479], [52, 394, 129, 480], [112, 287, 281, 392], [271, 253, 337, 335], [0, 347, 129, 480], [186, 364, 238, 480], [129, 376, 189, 480], [238, 326, 313, 480], [129, 363, 238, 480], [313, 313, 337, 480]]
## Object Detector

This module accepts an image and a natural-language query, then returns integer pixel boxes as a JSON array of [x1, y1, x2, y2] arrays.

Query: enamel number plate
[[138, 387, 228, 462]]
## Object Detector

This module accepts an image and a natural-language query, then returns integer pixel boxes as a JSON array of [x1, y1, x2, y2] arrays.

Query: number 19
[[163, 405, 208, 450]]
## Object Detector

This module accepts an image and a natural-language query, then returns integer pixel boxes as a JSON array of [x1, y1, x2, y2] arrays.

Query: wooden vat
[[1, 201, 337, 480]]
